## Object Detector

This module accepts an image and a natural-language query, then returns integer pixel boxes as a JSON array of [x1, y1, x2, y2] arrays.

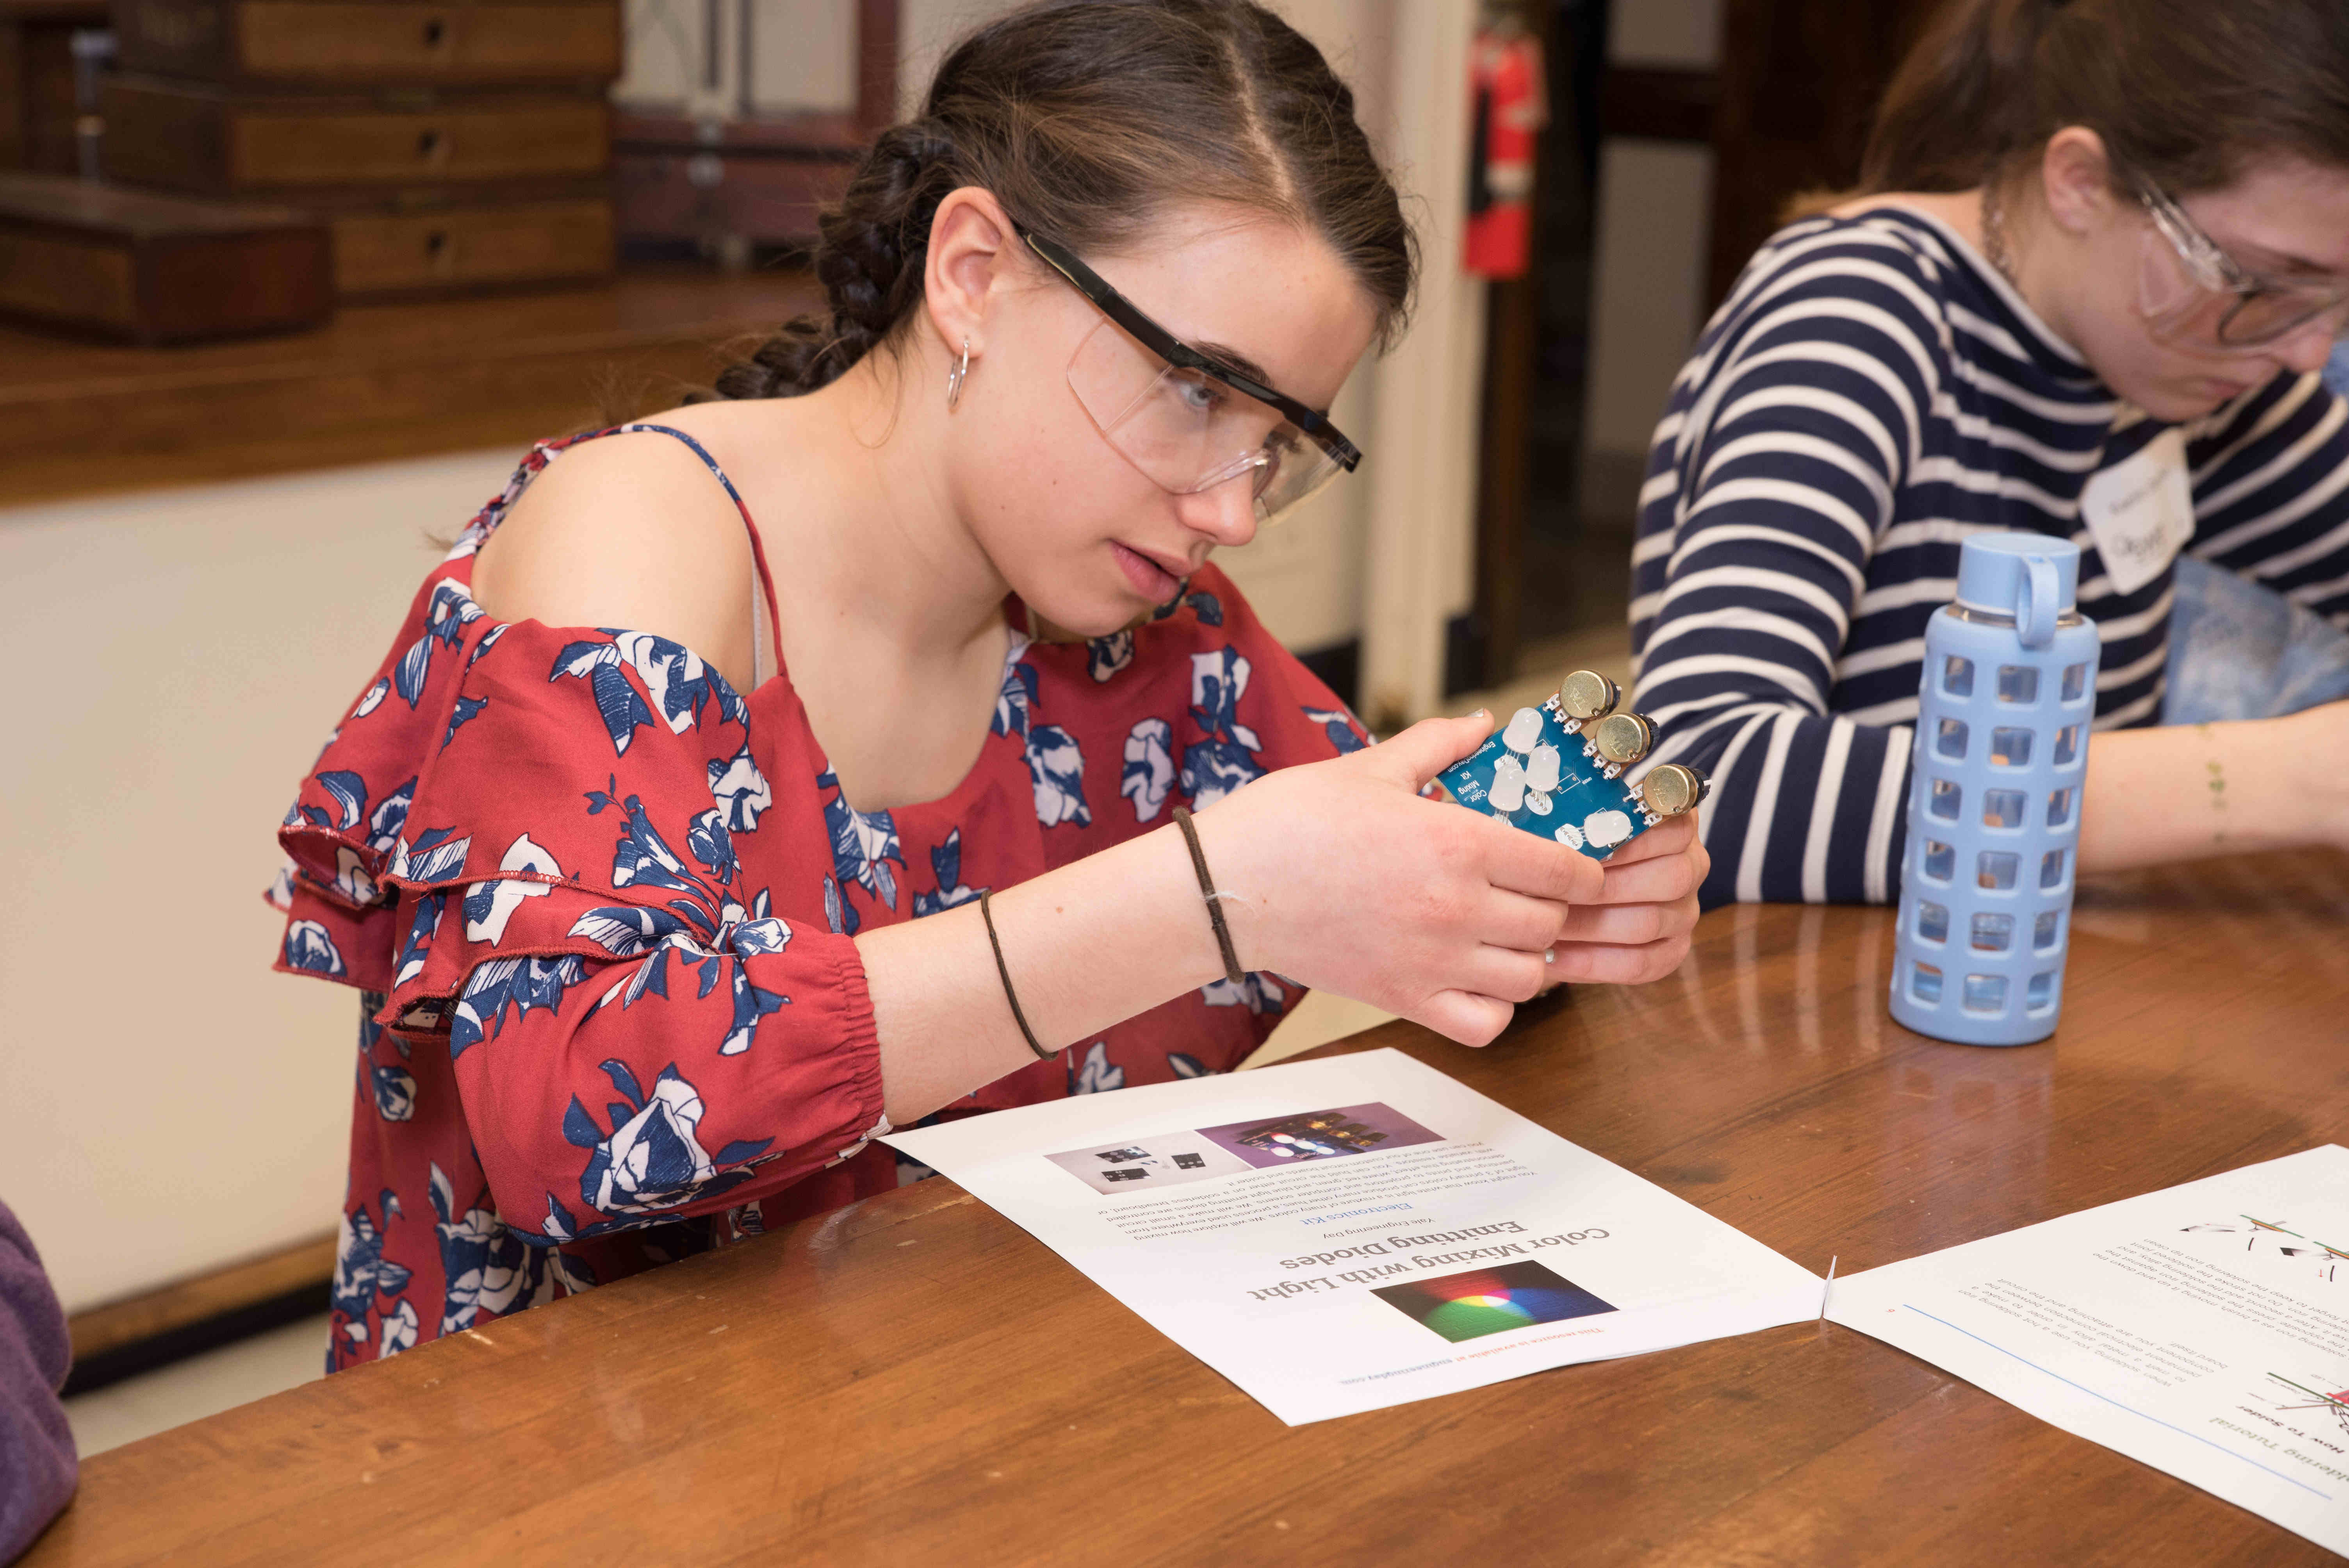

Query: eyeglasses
[[1021, 229, 1362, 523], [2136, 180, 2349, 351]]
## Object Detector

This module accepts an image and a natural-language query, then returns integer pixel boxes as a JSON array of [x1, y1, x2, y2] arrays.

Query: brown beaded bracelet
[[1171, 805, 1247, 986], [979, 888, 1055, 1061]]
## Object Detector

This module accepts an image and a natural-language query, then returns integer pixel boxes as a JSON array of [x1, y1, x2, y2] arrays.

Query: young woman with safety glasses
[[1630, 0, 2349, 908], [266, 0, 1708, 1367]]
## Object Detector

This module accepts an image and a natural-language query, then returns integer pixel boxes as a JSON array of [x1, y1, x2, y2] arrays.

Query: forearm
[[857, 823, 1226, 1123], [862, 708, 1700, 1105], [2078, 709, 2349, 874]]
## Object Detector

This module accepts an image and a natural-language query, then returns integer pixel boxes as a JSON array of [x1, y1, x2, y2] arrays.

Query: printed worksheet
[[1829, 1145, 2349, 1554], [883, 1048, 1822, 1424]]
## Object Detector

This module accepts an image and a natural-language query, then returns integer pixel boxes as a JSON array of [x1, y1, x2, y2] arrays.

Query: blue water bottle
[[1889, 533, 2097, 1046]]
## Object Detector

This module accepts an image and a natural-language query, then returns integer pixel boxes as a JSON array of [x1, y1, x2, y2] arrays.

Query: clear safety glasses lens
[[1066, 318, 1346, 522], [2136, 214, 2349, 351]]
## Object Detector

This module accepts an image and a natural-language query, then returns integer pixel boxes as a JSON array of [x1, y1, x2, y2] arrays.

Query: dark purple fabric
[[0, 1200, 75, 1563]]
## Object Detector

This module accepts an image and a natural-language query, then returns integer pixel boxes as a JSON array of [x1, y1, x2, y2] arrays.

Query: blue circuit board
[[1435, 698, 1666, 860]]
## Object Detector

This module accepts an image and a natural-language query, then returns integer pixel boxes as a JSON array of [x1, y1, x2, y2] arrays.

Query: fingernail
[[1466, 707, 1490, 720], [1544, 946, 1556, 964]]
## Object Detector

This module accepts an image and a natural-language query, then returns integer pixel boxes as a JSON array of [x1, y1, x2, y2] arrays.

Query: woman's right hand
[[1194, 713, 1605, 1047]]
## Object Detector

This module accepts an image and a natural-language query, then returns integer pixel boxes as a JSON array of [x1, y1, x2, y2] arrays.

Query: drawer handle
[[422, 16, 447, 47], [417, 129, 446, 160], [424, 231, 448, 257], [426, 230, 454, 273]]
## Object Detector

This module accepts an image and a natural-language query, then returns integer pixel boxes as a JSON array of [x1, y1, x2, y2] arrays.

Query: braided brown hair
[[710, 0, 1416, 401]]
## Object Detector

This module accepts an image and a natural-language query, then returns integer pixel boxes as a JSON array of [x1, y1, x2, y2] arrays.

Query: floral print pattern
[[274, 424, 1366, 1368]]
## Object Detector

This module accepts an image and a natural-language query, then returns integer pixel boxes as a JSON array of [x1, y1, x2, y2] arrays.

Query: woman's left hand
[[1543, 811, 1707, 985]]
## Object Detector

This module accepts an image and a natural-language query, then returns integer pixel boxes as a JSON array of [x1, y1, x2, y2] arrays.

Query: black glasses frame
[[1021, 229, 1362, 474]]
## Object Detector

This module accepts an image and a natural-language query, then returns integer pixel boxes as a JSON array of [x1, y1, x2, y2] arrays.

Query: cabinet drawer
[[333, 198, 612, 294], [103, 79, 609, 193], [114, 0, 620, 84], [242, 4, 619, 83], [233, 101, 608, 187]]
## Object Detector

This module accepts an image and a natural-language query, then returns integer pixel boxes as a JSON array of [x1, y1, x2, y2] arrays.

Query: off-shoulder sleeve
[[274, 581, 887, 1241]]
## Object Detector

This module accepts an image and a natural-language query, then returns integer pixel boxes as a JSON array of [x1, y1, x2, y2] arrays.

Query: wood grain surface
[[0, 264, 816, 505], [27, 850, 2349, 1566]]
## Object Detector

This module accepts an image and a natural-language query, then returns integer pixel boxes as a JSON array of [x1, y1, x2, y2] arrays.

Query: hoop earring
[[945, 336, 971, 411]]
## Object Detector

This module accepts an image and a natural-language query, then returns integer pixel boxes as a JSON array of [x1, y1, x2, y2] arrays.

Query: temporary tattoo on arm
[[2197, 724, 2227, 845]]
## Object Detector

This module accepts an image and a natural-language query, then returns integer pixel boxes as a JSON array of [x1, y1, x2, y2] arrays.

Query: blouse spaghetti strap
[[564, 422, 783, 690]]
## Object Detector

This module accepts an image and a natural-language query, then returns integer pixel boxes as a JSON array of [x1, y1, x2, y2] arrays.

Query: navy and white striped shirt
[[1630, 206, 2349, 907]]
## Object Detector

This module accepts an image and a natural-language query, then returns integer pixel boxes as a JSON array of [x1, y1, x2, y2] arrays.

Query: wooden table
[[29, 852, 2349, 1566]]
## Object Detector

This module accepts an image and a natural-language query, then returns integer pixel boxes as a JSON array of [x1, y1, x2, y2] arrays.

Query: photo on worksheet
[[1194, 1102, 1444, 1169], [1044, 1133, 1255, 1196], [1371, 1260, 1618, 1344]]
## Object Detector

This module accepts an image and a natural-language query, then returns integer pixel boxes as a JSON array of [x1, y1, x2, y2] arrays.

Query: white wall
[[615, 0, 858, 116], [896, 0, 1007, 116], [1579, 0, 1722, 522], [750, 0, 859, 112], [0, 454, 515, 1314], [1357, 0, 1482, 724], [1582, 140, 1715, 458]]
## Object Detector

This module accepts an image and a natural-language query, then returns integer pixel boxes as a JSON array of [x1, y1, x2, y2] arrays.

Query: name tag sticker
[[2081, 427, 2194, 596]]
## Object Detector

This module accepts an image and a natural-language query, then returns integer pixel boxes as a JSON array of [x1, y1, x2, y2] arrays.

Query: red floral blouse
[[269, 425, 1367, 1370]]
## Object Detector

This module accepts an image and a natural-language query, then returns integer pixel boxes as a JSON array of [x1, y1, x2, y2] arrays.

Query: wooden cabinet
[[100, 0, 619, 299], [113, 0, 618, 86], [0, 169, 330, 339], [331, 193, 608, 295], [103, 77, 607, 193]]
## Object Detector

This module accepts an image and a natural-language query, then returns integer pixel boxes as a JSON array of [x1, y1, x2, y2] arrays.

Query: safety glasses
[[2136, 181, 2349, 351], [1021, 229, 1362, 523]]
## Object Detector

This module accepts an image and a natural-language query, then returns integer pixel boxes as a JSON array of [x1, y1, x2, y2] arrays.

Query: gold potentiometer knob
[[1556, 669, 1620, 721], [1591, 711, 1657, 766], [1638, 762, 1709, 817]]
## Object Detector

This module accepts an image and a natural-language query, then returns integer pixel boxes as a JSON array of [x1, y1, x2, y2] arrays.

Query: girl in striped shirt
[[1632, 0, 2349, 906]]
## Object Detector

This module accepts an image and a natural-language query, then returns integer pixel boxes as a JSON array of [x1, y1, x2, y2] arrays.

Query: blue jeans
[[2157, 342, 2349, 722], [2165, 556, 2349, 722]]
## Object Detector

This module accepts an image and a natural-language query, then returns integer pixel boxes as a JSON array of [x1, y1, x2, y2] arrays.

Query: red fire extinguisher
[[1464, 15, 1546, 280]]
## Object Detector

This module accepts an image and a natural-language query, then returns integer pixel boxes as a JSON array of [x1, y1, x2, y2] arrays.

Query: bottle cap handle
[[2016, 554, 2059, 649]]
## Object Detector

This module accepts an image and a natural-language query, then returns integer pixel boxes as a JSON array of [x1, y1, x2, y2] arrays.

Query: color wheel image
[[1372, 1260, 1616, 1344]]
